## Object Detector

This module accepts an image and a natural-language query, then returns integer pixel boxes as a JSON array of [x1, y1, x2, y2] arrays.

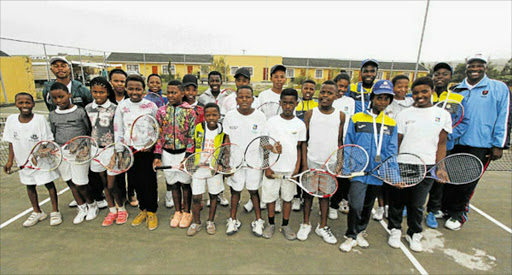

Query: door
[[187, 66, 193, 74], [263, 67, 269, 80], [152, 66, 158, 74]]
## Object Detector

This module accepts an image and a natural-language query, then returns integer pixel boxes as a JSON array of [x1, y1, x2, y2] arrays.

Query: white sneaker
[[434, 210, 445, 219], [218, 192, 229, 206], [165, 192, 174, 208], [73, 204, 88, 224], [315, 224, 337, 244], [445, 218, 462, 231], [68, 200, 77, 207], [226, 218, 241, 235], [328, 207, 338, 220], [23, 211, 47, 227], [405, 233, 423, 252], [275, 198, 282, 213], [260, 201, 267, 210], [339, 237, 357, 252], [384, 205, 389, 218], [356, 232, 369, 248], [96, 199, 108, 209], [373, 206, 384, 221], [388, 228, 401, 248], [251, 219, 265, 237], [86, 202, 99, 221], [291, 198, 301, 211], [244, 200, 253, 212], [339, 199, 349, 214], [206, 199, 211, 207], [297, 223, 312, 241], [50, 211, 63, 226]]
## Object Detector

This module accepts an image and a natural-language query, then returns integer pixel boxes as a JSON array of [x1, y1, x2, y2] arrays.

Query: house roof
[[0, 50, 9, 57], [283, 57, 429, 72], [107, 52, 213, 64]]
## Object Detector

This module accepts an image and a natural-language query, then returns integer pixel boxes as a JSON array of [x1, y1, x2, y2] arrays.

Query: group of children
[[2, 60, 464, 253]]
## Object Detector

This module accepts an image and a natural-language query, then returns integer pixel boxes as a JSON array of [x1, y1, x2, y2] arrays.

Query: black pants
[[127, 151, 158, 213], [387, 177, 433, 236], [427, 181, 443, 213], [442, 145, 490, 223], [345, 181, 381, 239], [116, 172, 135, 200], [88, 170, 105, 201], [330, 177, 350, 209]]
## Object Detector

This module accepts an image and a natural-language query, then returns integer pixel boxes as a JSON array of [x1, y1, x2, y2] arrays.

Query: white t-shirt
[[266, 115, 307, 173], [113, 98, 158, 144], [385, 97, 414, 119], [199, 127, 217, 162], [396, 106, 452, 165], [308, 108, 341, 164], [333, 96, 355, 141], [258, 88, 281, 107], [220, 94, 259, 118]]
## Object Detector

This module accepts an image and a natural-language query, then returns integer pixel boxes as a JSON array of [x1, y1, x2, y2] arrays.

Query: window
[[127, 64, 139, 73], [315, 69, 323, 79], [286, 68, 295, 78], [376, 71, 384, 80], [162, 64, 175, 75], [230, 66, 254, 76]]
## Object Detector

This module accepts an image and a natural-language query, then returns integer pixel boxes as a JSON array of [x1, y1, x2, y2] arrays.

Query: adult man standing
[[443, 54, 511, 230], [346, 59, 378, 113]]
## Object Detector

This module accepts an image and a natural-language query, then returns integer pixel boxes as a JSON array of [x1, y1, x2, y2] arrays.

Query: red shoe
[[116, 210, 129, 225], [102, 212, 118, 227]]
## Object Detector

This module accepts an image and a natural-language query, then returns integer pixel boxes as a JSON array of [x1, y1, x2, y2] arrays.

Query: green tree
[[451, 63, 466, 83], [212, 57, 229, 82]]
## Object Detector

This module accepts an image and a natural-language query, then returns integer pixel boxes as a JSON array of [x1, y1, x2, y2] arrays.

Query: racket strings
[[330, 147, 368, 176], [379, 157, 425, 187], [438, 154, 483, 184], [31, 141, 62, 170], [184, 152, 216, 178], [131, 116, 159, 150], [246, 136, 279, 170], [300, 171, 337, 196]]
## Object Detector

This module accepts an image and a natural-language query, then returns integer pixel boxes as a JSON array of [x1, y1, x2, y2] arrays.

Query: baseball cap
[[372, 80, 394, 96], [49, 56, 70, 65], [182, 74, 198, 87], [361, 59, 379, 69], [433, 62, 453, 75], [466, 54, 488, 64], [270, 64, 286, 76], [234, 67, 251, 80]]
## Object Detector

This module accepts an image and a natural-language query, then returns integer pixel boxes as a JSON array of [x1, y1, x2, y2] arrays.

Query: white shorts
[[262, 172, 296, 203], [161, 150, 191, 185], [90, 147, 118, 176], [58, 159, 90, 186], [227, 168, 262, 192], [19, 168, 60, 186], [191, 172, 224, 196]]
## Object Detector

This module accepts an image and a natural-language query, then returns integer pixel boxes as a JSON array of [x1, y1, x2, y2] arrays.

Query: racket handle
[[154, 166, 174, 170], [271, 174, 286, 180], [349, 172, 365, 177]]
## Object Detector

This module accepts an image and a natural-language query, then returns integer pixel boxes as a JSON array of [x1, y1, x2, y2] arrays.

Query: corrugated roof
[[283, 57, 428, 71], [0, 50, 9, 57], [107, 52, 213, 63]]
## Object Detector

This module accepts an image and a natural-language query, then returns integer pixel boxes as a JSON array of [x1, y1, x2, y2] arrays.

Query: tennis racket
[[129, 114, 159, 153], [155, 151, 218, 179], [93, 143, 134, 174], [271, 169, 338, 198], [257, 102, 282, 120], [435, 99, 464, 128], [2, 140, 62, 174], [323, 144, 369, 178], [62, 136, 99, 165], [145, 92, 166, 108], [425, 153, 484, 185], [211, 135, 281, 174], [217, 88, 236, 103]]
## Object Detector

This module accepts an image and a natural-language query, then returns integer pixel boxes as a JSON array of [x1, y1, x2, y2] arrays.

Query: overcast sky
[[1, 1, 511, 63]]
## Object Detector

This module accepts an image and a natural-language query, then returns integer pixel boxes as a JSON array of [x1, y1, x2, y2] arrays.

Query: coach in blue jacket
[[442, 54, 511, 231]]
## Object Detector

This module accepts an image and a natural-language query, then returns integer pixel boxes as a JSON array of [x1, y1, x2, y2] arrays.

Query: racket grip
[[271, 174, 286, 180], [349, 172, 365, 177], [154, 166, 173, 170]]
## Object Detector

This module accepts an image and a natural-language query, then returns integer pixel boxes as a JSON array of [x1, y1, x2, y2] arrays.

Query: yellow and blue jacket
[[194, 122, 226, 156]]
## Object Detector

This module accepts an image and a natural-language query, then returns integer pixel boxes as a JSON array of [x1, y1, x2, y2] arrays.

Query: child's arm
[[3, 143, 14, 174], [294, 141, 302, 175], [185, 110, 197, 156], [436, 130, 448, 163], [113, 104, 125, 144], [153, 108, 165, 160], [301, 110, 313, 171], [338, 111, 346, 147], [81, 109, 92, 135]]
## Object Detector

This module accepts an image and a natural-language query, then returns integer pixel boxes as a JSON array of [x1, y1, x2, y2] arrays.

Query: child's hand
[[273, 142, 282, 154], [153, 159, 162, 172], [4, 161, 13, 174], [264, 168, 275, 179], [436, 169, 450, 184]]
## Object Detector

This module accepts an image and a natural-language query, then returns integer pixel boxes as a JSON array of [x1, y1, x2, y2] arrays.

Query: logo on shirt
[[229, 126, 238, 130], [13, 131, 19, 140], [435, 117, 441, 122], [405, 120, 415, 125], [252, 124, 258, 130], [343, 106, 349, 112], [482, 90, 489, 95], [357, 124, 366, 129], [30, 134, 39, 142]]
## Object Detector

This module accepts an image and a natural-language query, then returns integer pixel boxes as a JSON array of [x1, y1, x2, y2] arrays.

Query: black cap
[[361, 59, 379, 69], [182, 74, 198, 87], [433, 62, 453, 75], [270, 64, 286, 76], [234, 67, 251, 80]]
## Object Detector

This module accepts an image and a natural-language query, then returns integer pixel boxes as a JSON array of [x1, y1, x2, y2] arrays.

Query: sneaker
[[206, 199, 211, 207], [50, 212, 62, 226], [315, 224, 337, 244], [275, 198, 282, 213], [339, 199, 349, 214], [403, 207, 407, 217], [329, 207, 338, 220], [426, 212, 438, 229], [187, 223, 202, 236], [281, 225, 297, 240], [356, 232, 369, 248], [86, 202, 99, 221], [131, 210, 147, 226], [445, 218, 462, 231], [384, 205, 389, 218], [244, 200, 253, 212], [102, 212, 118, 227], [206, 221, 216, 235], [96, 199, 108, 209], [116, 210, 128, 225], [218, 192, 229, 206], [262, 224, 275, 239], [146, 212, 158, 231], [170, 211, 183, 228], [68, 200, 77, 207], [291, 198, 301, 211], [373, 207, 384, 221], [73, 205, 88, 224], [165, 192, 174, 208], [434, 210, 445, 219], [129, 195, 139, 207], [179, 212, 193, 228], [339, 237, 357, 252], [226, 218, 241, 235], [23, 211, 47, 227], [405, 233, 423, 252], [251, 219, 265, 237], [388, 228, 401, 248], [297, 223, 312, 241]]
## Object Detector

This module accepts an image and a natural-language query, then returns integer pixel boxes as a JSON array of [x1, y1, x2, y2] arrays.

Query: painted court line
[[0, 187, 69, 229], [469, 203, 512, 234]]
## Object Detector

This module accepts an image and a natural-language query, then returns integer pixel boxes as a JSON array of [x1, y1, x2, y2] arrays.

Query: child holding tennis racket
[[48, 82, 97, 225], [113, 75, 159, 230], [153, 79, 197, 230], [145, 73, 168, 108], [387, 77, 452, 252], [2, 92, 62, 226], [340, 79, 398, 252]]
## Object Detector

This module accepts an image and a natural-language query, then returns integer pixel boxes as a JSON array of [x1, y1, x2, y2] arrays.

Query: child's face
[[433, 68, 452, 89], [318, 84, 337, 108], [412, 84, 433, 108], [361, 65, 377, 86], [236, 88, 254, 112], [271, 71, 286, 90], [91, 84, 109, 105], [393, 79, 409, 99], [126, 81, 144, 102], [15, 95, 34, 116], [371, 94, 391, 113], [147, 76, 162, 93], [110, 73, 126, 94], [235, 75, 250, 88], [50, 89, 72, 110], [204, 107, 220, 130], [167, 85, 184, 105], [301, 83, 315, 100], [184, 85, 198, 103], [336, 79, 349, 98], [208, 75, 222, 93], [280, 95, 298, 117]]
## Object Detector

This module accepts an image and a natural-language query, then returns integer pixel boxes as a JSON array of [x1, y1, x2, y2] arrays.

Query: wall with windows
[[215, 55, 282, 82], [120, 63, 206, 79]]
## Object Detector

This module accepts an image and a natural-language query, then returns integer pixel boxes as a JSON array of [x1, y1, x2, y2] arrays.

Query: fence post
[[78, 48, 86, 84], [42, 43, 51, 81]]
